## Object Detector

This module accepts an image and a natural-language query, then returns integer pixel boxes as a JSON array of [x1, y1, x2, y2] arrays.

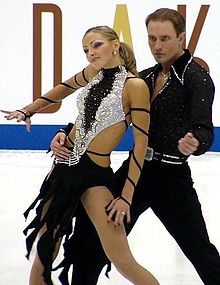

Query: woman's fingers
[[1, 110, 32, 132], [106, 198, 130, 226], [25, 118, 31, 132], [1, 110, 25, 122], [1, 110, 11, 114]]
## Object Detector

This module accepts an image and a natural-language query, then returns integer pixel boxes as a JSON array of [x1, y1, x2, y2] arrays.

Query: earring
[[113, 50, 117, 55]]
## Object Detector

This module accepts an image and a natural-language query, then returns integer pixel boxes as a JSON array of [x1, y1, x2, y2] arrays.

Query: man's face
[[147, 20, 184, 65]]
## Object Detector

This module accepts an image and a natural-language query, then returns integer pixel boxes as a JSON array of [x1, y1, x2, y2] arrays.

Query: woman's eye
[[83, 49, 88, 54], [93, 42, 104, 49]]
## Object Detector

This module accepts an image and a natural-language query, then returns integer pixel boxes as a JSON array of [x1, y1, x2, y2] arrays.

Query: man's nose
[[154, 39, 162, 49]]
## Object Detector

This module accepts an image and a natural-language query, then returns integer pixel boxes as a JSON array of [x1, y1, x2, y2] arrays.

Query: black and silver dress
[[23, 65, 128, 284]]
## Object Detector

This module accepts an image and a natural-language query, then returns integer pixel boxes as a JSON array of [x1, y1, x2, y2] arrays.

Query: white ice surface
[[0, 151, 219, 285]]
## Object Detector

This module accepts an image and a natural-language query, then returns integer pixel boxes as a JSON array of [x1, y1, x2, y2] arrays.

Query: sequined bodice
[[72, 65, 128, 162]]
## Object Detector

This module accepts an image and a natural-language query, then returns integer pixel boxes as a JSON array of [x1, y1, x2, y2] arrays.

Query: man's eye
[[149, 36, 156, 41], [83, 49, 88, 54], [161, 36, 169, 41]]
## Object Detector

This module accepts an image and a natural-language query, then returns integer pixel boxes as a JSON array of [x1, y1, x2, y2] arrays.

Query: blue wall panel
[[0, 124, 219, 151]]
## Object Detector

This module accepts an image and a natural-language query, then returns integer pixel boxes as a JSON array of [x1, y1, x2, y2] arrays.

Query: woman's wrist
[[16, 108, 33, 120], [119, 195, 131, 207]]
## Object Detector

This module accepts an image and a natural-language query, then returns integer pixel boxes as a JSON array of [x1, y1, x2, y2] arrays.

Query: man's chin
[[154, 56, 165, 64]]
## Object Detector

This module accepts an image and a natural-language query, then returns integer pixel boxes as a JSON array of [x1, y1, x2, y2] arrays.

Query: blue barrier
[[0, 124, 219, 151]]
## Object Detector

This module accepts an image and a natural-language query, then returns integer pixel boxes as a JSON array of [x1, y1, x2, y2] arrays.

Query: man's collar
[[152, 49, 193, 84], [170, 49, 193, 84]]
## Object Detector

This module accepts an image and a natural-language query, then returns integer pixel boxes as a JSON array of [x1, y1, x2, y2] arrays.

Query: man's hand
[[50, 132, 71, 160], [178, 132, 199, 155]]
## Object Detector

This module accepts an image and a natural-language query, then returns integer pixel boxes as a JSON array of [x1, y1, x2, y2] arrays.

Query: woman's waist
[[55, 147, 111, 168]]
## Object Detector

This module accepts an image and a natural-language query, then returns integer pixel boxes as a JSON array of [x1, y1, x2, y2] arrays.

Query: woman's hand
[[106, 196, 131, 226], [1, 109, 32, 132]]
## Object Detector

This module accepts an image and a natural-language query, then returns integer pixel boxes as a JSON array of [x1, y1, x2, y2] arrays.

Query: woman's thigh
[[80, 187, 133, 262]]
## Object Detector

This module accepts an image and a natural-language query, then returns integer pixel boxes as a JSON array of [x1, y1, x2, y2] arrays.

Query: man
[[51, 8, 220, 285]]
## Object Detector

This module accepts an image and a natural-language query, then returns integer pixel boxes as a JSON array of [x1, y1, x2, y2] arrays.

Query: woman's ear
[[113, 39, 120, 51]]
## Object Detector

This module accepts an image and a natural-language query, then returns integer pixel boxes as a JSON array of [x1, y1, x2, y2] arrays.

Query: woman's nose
[[88, 48, 95, 56]]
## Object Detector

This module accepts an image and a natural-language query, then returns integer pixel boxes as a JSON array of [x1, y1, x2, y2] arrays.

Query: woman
[[2, 26, 159, 285]]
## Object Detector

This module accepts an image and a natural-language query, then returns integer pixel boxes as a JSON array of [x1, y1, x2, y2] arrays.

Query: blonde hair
[[84, 26, 139, 77]]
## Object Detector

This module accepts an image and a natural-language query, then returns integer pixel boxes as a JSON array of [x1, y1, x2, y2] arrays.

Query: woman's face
[[82, 31, 119, 70]]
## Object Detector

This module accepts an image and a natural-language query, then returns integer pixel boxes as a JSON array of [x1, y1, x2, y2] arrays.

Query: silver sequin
[[56, 66, 128, 166]]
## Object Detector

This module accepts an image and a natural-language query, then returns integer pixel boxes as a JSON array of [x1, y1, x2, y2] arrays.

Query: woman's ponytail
[[119, 42, 139, 77]]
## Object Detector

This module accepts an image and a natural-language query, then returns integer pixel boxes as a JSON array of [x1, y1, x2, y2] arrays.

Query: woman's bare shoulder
[[125, 75, 149, 93], [84, 64, 99, 81]]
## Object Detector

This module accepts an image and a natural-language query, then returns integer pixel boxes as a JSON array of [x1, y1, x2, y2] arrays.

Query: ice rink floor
[[0, 150, 220, 285]]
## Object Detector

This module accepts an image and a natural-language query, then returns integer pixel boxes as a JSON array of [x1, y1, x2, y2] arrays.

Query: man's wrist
[[55, 123, 73, 136]]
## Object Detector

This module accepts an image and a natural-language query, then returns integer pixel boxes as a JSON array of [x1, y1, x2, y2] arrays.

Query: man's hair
[[145, 8, 185, 36]]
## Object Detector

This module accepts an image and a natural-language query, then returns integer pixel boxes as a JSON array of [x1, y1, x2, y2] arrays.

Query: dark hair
[[83, 26, 139, 77], [145, 8, 185, 36]]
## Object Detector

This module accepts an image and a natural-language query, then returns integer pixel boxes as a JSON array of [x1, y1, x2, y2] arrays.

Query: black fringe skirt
[[23, 153, 116, 285]]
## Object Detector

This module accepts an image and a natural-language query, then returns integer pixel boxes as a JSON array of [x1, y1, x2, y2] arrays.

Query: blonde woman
[[2, 26, 159, 285]]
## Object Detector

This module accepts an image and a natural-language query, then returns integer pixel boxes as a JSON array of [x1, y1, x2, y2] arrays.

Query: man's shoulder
[[183, 59, 215, 95], [185, 59, 214, 83], [139, 66, 156, 79]]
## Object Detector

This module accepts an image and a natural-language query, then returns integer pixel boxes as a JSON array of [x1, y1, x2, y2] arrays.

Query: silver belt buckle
[[145, 147, 154, 161]]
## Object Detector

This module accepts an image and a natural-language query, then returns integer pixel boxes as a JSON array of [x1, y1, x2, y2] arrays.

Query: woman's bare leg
[[29, 235, 62, 285], [28, 198, 50, 285], [81, 187, 160, 285], [28, 166, 62, 285], [29, 253, 47, 285]]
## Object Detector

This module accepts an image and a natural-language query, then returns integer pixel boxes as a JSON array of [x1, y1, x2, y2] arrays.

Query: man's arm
[[49, 123, 73, 159], [184, 67, 215, 155]]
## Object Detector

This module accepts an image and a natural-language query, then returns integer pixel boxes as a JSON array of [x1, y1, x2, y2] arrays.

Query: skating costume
[[23, 65, 149, 285], [54, 49, 220, 285]]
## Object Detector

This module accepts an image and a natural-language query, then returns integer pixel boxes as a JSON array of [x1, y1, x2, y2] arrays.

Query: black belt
[[145, 147, 187, 165]]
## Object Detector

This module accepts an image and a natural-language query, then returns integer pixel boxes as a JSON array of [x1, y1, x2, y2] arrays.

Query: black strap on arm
[[37, 96, 59, 103], [82, 68, 89, 83], [126, 176, 136, 189], [74, 74, 85, 87], [130, 107, 150, 114], [118, 196, 131, 207], [16, 109, 32, 120], [132, 122, 149, 136], [131, 151, 142, 172], [60, 82, 77, 90]]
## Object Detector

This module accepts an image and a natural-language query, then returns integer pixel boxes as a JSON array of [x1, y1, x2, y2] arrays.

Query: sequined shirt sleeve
[[184, 62, 214, 155]]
